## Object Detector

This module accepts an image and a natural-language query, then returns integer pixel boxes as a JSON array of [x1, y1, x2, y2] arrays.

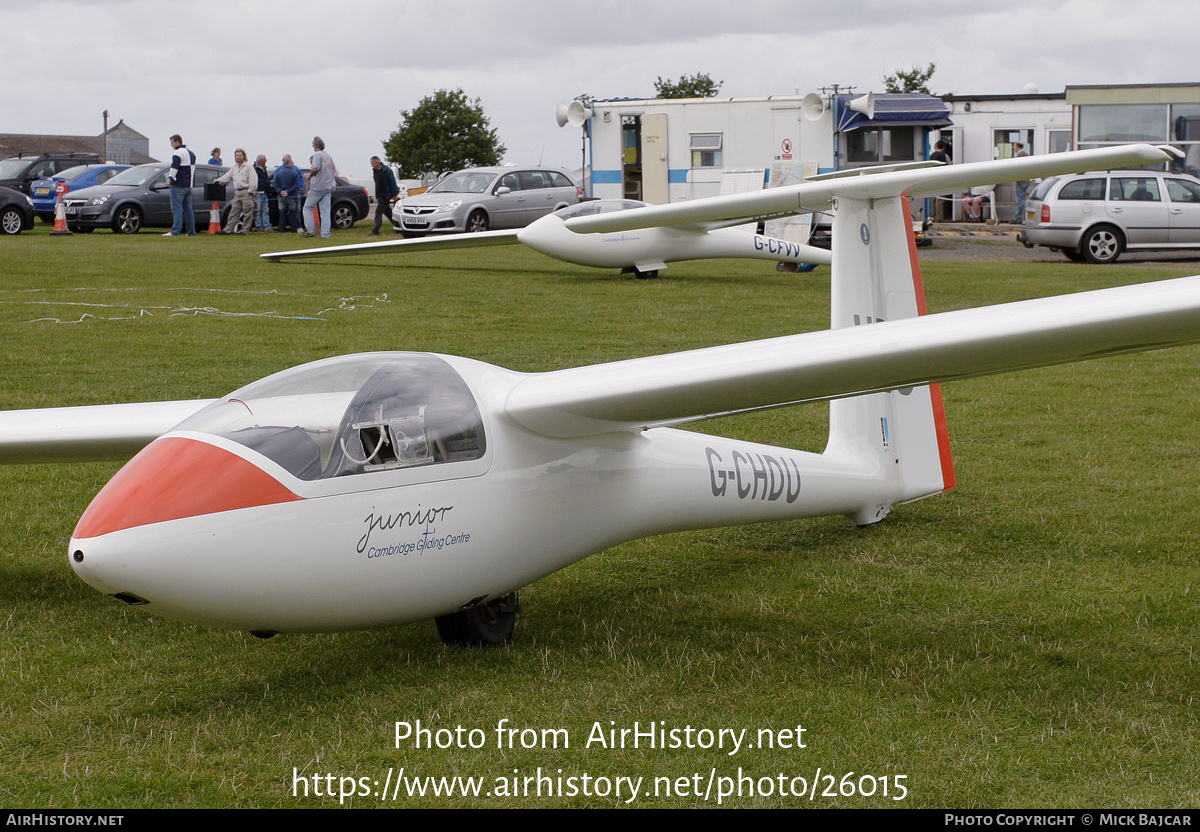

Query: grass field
[[1, 223, 1197, 808]]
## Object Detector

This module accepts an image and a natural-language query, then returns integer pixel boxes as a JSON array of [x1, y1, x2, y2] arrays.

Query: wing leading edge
[[0, 400, 216, 464], [504, 276, 1200, 438], [260, 229, 522, 262]]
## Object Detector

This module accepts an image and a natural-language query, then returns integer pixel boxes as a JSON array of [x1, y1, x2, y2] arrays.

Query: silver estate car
[[1020, 170, 1200, 263], [395, 167, 579, 236]]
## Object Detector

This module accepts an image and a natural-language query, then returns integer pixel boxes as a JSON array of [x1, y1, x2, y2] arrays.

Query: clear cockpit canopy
[[552, 199, 647, 220], [175, 353, 486, 480]]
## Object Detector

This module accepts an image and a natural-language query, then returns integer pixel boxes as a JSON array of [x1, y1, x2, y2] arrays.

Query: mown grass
[[0, 224, 1197, 807]]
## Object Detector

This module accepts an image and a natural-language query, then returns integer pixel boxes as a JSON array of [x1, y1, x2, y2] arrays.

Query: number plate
[[34, 187, 50, 195], [64, 206, 77, 216], [404, 217, 429, 228]]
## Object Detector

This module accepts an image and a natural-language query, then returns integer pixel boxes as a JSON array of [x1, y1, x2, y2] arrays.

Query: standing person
[[253, 155, 273, 231], [208, 148, 222, 165], [165, 134, 197, 237], [1012, 141, 1030, 223], [274, 155, 304, 234], [303, 136, 336, 239], [214, 148, 257, 234], [369, 156, 400, 236]]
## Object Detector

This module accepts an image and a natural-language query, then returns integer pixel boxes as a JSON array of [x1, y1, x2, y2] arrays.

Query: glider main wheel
[[112, 205, 142, 234], [465, 209, 489, 233], [1, 208, 24, 235], [1080, 225, 1123, 264], [435, 592, 520, 646], [634, 268, 659, 279]]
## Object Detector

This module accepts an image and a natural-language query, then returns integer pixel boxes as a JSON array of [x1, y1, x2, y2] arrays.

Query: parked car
[[62, 163, 231, 233], [0, 152, 102, 195], [267, 176, 369, 230], [30, 164, 130, 221], [394, 167, 579, 236], [63, 162, 370, 234], [1020, 170, 1200, 263], [0, 186, 36, 235]]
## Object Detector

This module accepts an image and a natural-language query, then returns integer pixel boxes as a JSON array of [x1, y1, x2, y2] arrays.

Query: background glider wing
[[562, 144, 1177, 234], [261, 229, 521, 262], [504, 275, 1200, 438], [0, 400, 215, 463]]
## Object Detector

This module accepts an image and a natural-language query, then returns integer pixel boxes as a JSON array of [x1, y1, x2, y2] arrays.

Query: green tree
[[654, 72, 723, 99], [384, 89, 506, 178], [882, 62, 938, 94]]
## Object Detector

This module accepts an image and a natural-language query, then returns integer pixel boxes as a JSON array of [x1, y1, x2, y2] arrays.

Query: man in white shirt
[[215, 148, 257, 234]]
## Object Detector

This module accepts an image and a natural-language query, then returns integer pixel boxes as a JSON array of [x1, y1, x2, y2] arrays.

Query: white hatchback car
[[1020, 170, 1200, 263]]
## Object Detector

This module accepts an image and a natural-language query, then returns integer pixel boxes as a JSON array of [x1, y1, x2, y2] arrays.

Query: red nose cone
[[74, 437, 302, 539]]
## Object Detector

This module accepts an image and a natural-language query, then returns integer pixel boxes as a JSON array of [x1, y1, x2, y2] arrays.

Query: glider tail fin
[[825, 195, 955, 525]]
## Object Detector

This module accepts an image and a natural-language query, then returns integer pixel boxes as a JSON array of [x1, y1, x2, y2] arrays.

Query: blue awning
[[837, 94, 953, 132]]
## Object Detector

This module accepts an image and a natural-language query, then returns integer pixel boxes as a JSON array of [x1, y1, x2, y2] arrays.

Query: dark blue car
[[30, 164, 129, 221]]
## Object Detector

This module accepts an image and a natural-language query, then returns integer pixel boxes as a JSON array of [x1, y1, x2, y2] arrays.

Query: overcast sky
[[3, 0, 1196, 178]]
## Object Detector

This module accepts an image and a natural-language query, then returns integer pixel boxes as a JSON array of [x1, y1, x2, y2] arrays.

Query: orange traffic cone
[[50, 195, 72, 236], [207, 201, 221, 234]]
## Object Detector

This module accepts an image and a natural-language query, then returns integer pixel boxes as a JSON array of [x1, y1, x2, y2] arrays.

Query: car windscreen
[[428, 172, 495, 194], [0, 159, 33, 179], [1030, 177, 1059, 201], [105, 166, 167, 187], [52, 165, 95, 182]]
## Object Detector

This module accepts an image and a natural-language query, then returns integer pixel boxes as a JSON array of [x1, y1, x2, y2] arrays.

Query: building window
[[1047, 129, 1072, 154], [1078, 104, 1167, 143], [994, 129, 1033, 158], [846, 127, 918, 165], [690, 134, 722, 167]]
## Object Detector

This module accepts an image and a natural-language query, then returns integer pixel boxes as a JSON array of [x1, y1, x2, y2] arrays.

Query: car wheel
[[1080, 226, 1122, 264], [1062, 247, 1086, 263], [112, 205, 142, 234], [465, 209, 489, 233], [332, 203, 356, 230], [1, 208, 25, 235]]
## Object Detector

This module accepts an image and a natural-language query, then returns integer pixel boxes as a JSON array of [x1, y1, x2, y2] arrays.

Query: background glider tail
[[825, 196, 955, 525]]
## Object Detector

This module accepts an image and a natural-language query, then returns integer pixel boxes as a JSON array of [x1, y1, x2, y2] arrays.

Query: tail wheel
[[435, 592, 520, 646]]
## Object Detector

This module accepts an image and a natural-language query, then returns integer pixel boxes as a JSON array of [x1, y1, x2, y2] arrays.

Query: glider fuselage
[[67, 353, 888, 633]]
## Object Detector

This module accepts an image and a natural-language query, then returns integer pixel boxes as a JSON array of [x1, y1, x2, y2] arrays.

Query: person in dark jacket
[[370, 156, 401, 235], [253, 155, 274, 231], [273, 155, 304, 234]]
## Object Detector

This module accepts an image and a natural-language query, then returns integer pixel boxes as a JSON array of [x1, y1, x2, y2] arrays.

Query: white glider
[[2, 143, 1194, 645], [260, 198, 832, 278]]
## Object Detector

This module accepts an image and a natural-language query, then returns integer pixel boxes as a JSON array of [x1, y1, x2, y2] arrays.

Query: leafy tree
[[384, 89, 506, 178], [882, 62, 938, 94], [654, 73, 723, 99]]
